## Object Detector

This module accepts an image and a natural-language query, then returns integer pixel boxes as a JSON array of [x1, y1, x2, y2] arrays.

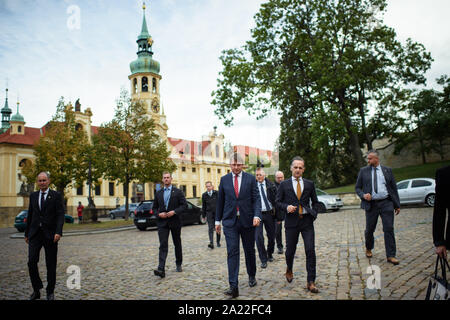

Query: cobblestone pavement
[[0, 207, 437, 300]]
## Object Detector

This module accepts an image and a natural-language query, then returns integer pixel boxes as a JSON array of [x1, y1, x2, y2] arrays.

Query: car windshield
[[316, 189, 328, 196], [140, 202, 153, 210]]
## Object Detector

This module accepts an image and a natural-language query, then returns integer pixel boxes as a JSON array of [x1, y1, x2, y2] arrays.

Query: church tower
[[1, 88, 12, 133], [128, 2, 168, 139]]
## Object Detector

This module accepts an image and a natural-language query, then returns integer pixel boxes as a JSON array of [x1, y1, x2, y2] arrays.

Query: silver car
[[316, 189, 344, 213], [397, 178, 435, 207]]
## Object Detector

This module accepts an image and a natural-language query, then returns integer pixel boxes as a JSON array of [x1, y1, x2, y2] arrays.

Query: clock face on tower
[[151, 98, 160, 113]]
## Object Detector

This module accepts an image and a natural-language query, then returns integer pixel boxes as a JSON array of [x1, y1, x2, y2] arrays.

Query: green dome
[[11, 112, 24, 122], [130, 56, 160, 75]]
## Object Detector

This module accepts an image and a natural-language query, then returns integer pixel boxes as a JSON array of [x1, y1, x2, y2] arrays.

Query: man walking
[[202, 181, 220, 249], [215, 153, 261, 298], [25, 172, 65, 300], [153, 172, 187, 278], [355, 150, 401, 265], [255, 167, 279, 268], [276, 156, 320, 293], [274, 170, 285, 254]]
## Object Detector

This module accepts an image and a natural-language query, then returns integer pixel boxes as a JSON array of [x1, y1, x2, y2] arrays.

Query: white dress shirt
[[39, 189, 49, 210]]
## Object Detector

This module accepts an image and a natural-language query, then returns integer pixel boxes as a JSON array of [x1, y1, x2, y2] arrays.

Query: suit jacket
[[152, 186, 187, 228], [259, 178, 283, 221], [202, 190, 218, 216], [25, 189, 65, 240], [276, 177, 319, 227], [355, 165, 400, 211], [433, 165, 450, 248], [215, 171, 262, 229]]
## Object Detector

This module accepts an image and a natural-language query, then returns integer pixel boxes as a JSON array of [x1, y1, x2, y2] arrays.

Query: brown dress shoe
[[387, 257, 399, 265], [285, 269, 293, 283], [366, 249, 373, 258], [307, 281, 319, 293]]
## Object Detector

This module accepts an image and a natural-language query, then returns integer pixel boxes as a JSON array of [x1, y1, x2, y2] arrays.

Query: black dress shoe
[[176, 265, 183, 272], [208, 243, 214, 249], [268, 256, 274, 262], [249, 277, 257, 287], [46, 293, 55, 300], [224, 287, 239, 298], [154, 269, 165, 278], [216, 242, 221, 247], [261, 262, 268, 268], [277, 248, 283, 254], [29, 291, 40, 300]]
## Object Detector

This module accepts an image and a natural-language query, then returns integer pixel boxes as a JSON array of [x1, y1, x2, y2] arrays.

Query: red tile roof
[[0, 127, 42, 146]]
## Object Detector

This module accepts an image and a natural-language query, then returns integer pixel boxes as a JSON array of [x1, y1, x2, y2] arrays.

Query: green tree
[[23, 97, 91, 204], [211, 0, 432, 184], [93, 89, 176, 220]]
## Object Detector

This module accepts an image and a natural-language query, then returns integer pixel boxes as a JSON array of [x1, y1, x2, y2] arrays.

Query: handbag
[[425, 255, 450, 300]]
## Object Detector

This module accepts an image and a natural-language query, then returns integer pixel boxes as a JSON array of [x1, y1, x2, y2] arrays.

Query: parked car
[[316, 189, 344, 213], [14, 210, 74, 232], [397, 178, 435, 207], [109, 203, 139, 219], [134, 200, 206, 231]]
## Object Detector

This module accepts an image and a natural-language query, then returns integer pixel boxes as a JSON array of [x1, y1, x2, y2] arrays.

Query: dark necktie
[[373, 167, 378, 194], [234, 174, 239, 213], [260, 183, 271, 211], [40, 192, 46, 211]]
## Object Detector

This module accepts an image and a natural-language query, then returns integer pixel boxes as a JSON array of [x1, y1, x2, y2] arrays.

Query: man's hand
[[253, 217, 261, 227], [287, 205, 297, 213], [436, 246, 447, 259], [167, 210, 175, 218], [394, 208, 400, 215], [363, 193, 372, 201], [158, 212, 168, 219], [215, 224, 221, 234], [54, 234, 61, 243], [25, 237, 29, 244]]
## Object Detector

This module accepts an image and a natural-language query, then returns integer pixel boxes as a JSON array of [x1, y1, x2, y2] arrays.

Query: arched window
[[75, 123, 83, 131], [133, 78, 138, 94], [19, 159, 30, 167], [152, 78, 157, 93], [18, 126, 22, 133], [142, 77, 148, 92]]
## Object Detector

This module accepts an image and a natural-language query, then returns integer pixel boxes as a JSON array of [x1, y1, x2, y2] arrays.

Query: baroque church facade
[[0, 5, 274, 223]]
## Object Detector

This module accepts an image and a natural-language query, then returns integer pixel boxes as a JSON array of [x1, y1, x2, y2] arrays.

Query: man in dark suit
[[276, 156, 320, 293], [215, 153, 262, 298], [355, 150, 401, 265], [152, 171, 187, 278], [202, 181, 220, 249], [433, 165, 450, 259], [25, 172, 65, 300], [255, 167, 279, 268], [274, 170, 285, 254]]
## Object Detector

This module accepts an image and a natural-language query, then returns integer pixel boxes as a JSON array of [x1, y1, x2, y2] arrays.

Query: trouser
[[223, 217, 256, 289], [207, 211, 221, 245], [285, 215, 316, 283], [365, 199, 396, 258], [28, 229, 58, 294], [255, 212, 276, 263], [275, 219, 283, 249], [157, 224, 182, 270]]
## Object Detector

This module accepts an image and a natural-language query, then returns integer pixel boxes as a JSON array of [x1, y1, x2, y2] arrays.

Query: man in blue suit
[[355, 149, 401, 265], [215, 153, 262, 298], [276, 156, 320, 293]]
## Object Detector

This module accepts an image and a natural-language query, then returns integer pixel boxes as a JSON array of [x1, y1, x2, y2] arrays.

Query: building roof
[[0, 127, 42, 146]]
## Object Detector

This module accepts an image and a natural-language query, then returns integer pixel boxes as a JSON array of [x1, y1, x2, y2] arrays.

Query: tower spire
[[1, 85, 12, 133]]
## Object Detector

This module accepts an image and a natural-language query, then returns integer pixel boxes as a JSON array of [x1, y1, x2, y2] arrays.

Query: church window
[[142, 77, 149, 92], [152, 78, 157, 93], [18, 126, 22, 133], [133, 78, 138, 94]]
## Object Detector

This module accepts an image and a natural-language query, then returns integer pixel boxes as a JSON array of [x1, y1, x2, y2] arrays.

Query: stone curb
[[9, 225, 138, 239]]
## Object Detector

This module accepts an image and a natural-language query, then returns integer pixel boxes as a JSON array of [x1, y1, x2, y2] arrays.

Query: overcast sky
[[1, 0, 449, 151]]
